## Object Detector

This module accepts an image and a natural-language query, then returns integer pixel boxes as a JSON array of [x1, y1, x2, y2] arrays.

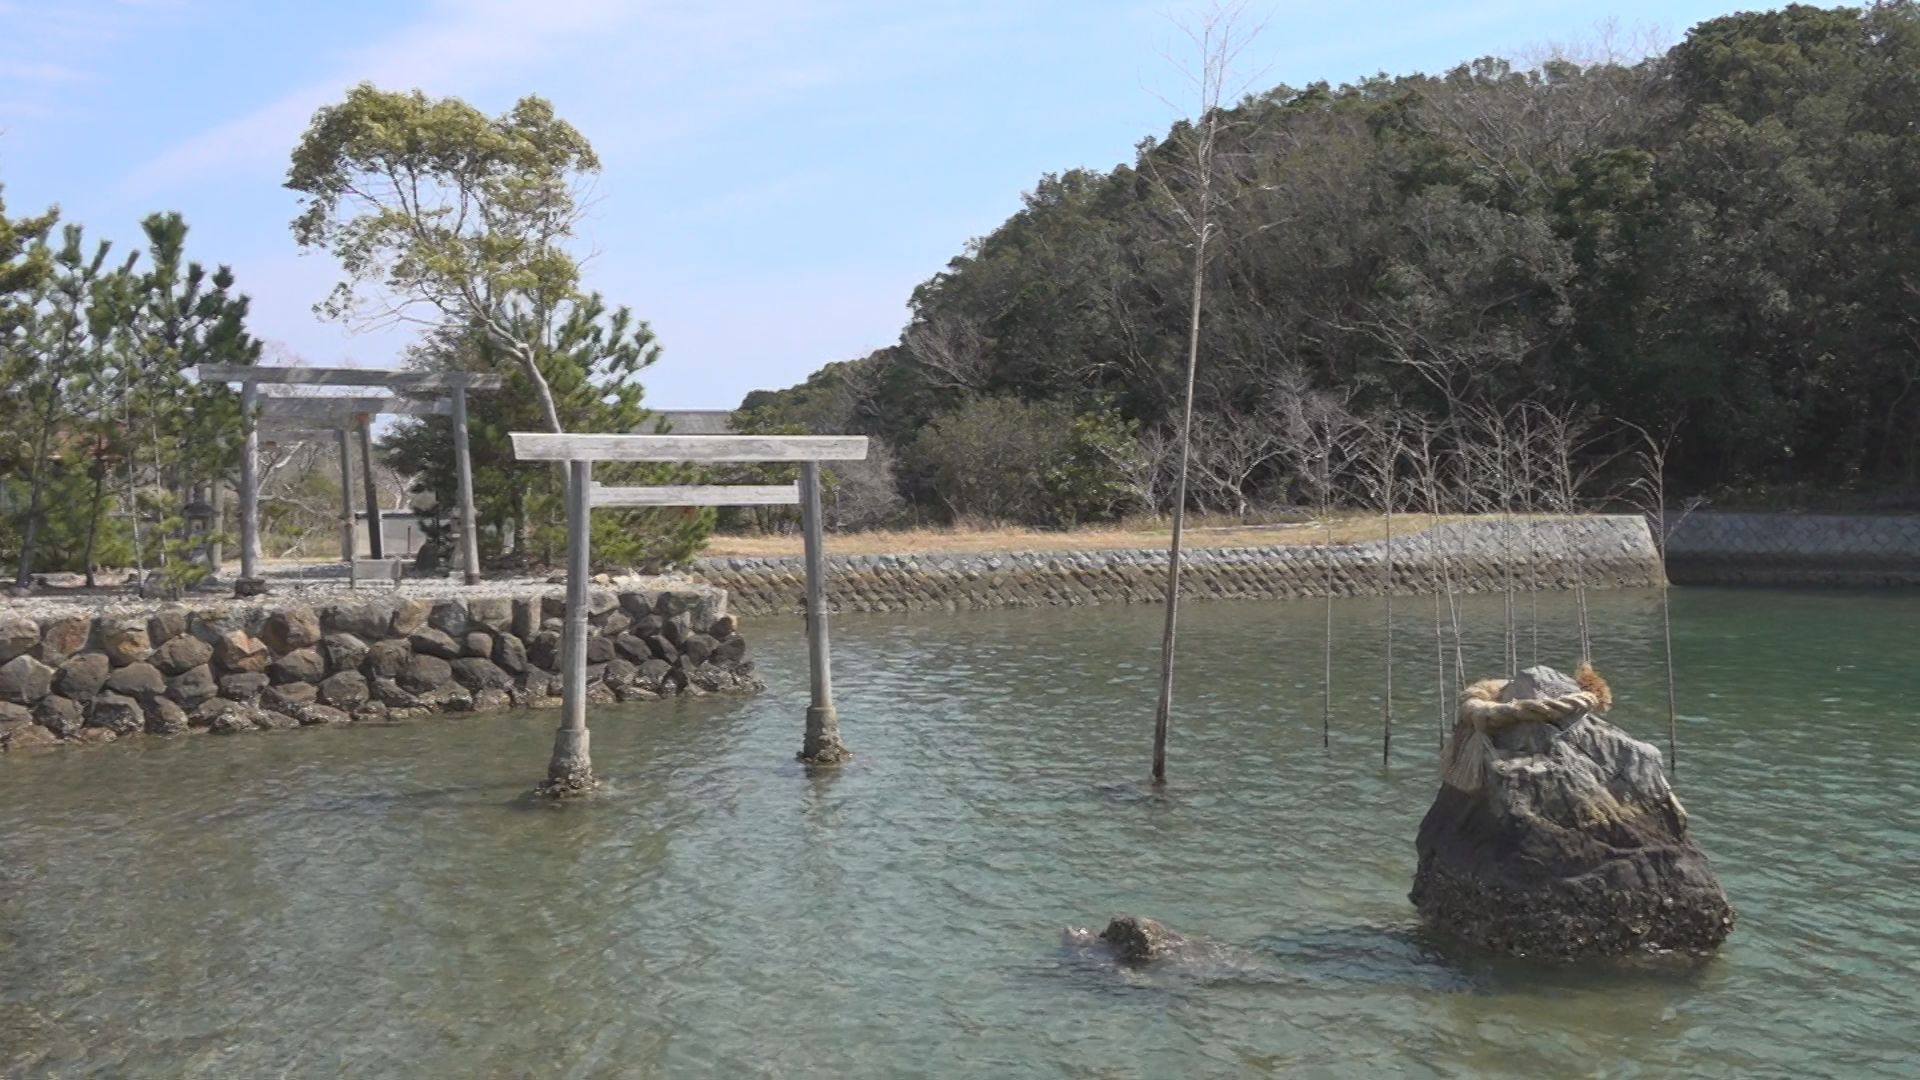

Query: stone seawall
[[694, 515, 1661, 617], [1664, 511, 1920, 586], [0, 585, 756, 754]]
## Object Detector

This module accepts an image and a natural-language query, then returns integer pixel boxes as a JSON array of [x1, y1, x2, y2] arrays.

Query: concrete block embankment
[[695, 515, 1661, 617], [1664, 512, 1920, 586]]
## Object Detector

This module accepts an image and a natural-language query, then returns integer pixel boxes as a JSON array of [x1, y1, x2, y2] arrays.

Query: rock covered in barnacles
[[1410, 665, 1735, 959]]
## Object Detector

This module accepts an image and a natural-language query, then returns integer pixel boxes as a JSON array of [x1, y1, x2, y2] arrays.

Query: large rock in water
[[1411, 665, 1735, 959]]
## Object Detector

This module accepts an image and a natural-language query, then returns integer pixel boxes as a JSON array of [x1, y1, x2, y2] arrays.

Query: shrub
[[907, 397, 1141, 526]]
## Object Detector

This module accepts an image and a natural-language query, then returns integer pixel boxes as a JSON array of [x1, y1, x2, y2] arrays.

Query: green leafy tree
[[0, 181, 55, 331], [749, 1, 1920, 512], [287, 84, 603, 436], [10, 225, 117, 584], [730, 365, 904, 531], [0, 176, 58, 487], [905, 397, 1139, 527], [1, 208, 256, 585], [116, 213, 259, 586]]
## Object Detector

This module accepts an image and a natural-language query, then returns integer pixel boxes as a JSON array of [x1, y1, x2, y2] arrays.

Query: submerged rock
[[1061, 915, 1190, 964], [1060, 915, 1265, 985], [1098, 915, 1186, 962], [1411, 665, 1735, 959]]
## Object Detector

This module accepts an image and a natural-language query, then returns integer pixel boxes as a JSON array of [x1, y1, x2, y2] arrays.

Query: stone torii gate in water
[[198, 365, 503, 586], [509, 432, 868, 796]]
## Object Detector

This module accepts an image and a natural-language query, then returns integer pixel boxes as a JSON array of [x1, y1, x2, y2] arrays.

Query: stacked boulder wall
[[0, 585, 761, 753], [1410, 665, 1735, 959]]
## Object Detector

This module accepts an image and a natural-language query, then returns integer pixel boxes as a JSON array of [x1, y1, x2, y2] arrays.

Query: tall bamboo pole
[[1148, 2, 1248, 784], [1432, 584, 1446, 745], [1625, 423, 1682, 778], [1648, 448, 1679, 777], [1496, 417, 1517, 674], [1322, 451, 1334, 750], [1152, 247, 1205, 785], [1383, 497, 1394, 767], [1378, 421, 1397, 768]]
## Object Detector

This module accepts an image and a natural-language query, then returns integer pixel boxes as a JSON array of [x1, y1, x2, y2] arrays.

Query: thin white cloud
[[0, 0, 174, 54], [0, 0, 178, 110], [0, 61, 96, 86], [102, 0, 1059, 392], [122, 0, 1020, 195], [122, 0, 643, 193], [0, 99, 58, 120]]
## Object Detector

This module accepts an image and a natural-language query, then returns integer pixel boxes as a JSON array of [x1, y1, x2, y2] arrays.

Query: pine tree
[[383, 298, 707, 572], [12, 225, 114, 585]]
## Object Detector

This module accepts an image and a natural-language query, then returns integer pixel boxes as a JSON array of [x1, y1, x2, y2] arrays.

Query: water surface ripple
[[2, 588, 1916, 1077]]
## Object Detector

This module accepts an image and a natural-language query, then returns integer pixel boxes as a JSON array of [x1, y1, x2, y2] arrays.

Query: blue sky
[[1, 0, 1757, 408]]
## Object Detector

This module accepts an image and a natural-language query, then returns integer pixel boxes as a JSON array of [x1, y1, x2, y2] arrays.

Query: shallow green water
[[2, 587, 1917, 1078]]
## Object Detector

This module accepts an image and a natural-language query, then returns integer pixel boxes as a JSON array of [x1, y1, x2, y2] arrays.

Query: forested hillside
[[741, 2, 1920, 525]]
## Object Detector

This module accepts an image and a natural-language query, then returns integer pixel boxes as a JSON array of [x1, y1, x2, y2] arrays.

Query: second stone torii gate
[[199, 364, 503, 587], [509, 432, 869, 797], [255, 395, 452, 564]]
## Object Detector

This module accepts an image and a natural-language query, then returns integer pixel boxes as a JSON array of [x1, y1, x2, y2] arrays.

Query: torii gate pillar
[[543, 459, 595, 795], [798, 461, 849, 764], [238, 380, 260, 581]]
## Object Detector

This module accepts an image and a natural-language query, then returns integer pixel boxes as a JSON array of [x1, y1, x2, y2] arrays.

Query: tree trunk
[[14, 385, 64, 587], [488, 330, 573, 501], [81, 455, 108, 588]]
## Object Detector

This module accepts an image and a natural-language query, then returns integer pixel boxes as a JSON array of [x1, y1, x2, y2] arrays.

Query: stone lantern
[[182, 498, 217, 540]]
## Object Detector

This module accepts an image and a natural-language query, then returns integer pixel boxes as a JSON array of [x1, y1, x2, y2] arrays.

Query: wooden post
[[450, 373, 482, 586], [797, 461, 849, 764], [238, 380, 260, 581], [335, 426, 355, 561], [357, 413, 384, 560], [544, 460, 595, 794]]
